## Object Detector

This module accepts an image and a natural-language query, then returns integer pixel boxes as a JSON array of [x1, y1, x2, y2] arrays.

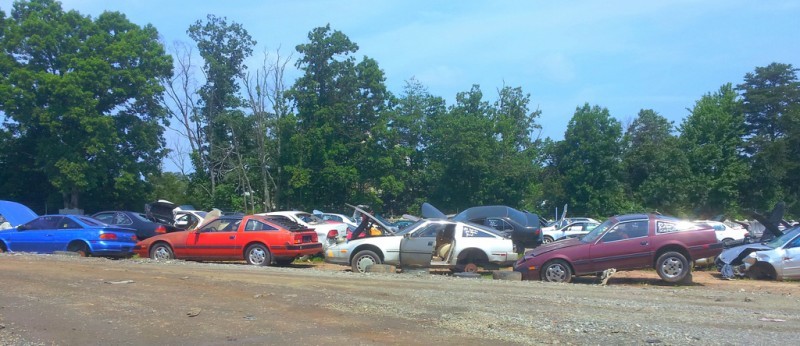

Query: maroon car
[[514, 214, 723, 284]]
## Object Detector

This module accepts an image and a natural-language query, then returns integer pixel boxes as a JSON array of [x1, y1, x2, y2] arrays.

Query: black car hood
[[145, 200, 177, 225]]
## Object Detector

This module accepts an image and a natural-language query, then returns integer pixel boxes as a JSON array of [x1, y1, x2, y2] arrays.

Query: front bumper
[[513, 259, 541, 280]]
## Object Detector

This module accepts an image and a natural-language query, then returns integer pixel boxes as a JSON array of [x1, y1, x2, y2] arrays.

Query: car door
[[399, 222, 443, 267], [780, 235, 800, 278], [589, 219, 651, 272], [50, 217, 84, 252], [185, 219, 240, 259], [10, 216, 63, 252]]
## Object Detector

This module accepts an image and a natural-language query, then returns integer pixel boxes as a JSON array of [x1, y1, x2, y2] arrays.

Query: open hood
[[0, 200, 38, 227], [421, 202, 447, 219], [145, 200, 178, 225], [346, 203, 396, 235]]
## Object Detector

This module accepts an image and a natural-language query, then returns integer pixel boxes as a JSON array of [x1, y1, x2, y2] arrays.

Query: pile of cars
[[7, 198, 800, 285]]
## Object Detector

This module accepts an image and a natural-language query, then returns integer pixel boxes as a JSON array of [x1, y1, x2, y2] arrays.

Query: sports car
[[134, 214, 322, 266], [0, 214, 137, 257]]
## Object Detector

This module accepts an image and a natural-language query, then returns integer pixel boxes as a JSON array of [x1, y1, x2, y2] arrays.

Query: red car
[[514, 214, 723, 284], [133, 214, 321, 266]]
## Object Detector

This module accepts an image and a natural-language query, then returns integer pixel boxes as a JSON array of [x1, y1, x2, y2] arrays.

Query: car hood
[[0, 200, 38, 227], [523, 238, 584, 258], [718, 242, 772, 264]]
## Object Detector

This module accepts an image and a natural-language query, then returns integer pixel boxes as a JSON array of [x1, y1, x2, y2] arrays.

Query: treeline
[[0, 0, 798, 219]]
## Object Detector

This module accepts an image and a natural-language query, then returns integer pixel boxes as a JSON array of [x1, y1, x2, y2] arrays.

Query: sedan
[[133, 214, 322, 266], [717, 226, 800, 280], [0, 215, 138, 257], [92, 211, 180, 240]]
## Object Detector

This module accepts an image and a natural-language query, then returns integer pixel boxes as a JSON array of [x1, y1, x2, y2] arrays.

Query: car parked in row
[[694, 220, 750, 246], [423, 203, 543, 252], [514, 214, 723, 284], [92, 211, 180, 240], [0, 214, 138, 257], [325, 207, 518, 273], [716, 226, 800, 280], [542, 220, 600, 243], [260, 211, 348, 250], [134, 214, 322, 266]]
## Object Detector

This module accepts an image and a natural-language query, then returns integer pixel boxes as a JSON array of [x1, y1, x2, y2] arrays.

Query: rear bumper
[[271, 243, 322, 257], [89, 241, 136, 257]]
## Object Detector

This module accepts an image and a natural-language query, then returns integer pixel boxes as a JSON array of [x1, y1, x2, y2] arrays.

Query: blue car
[[0, 214, 138, 257]]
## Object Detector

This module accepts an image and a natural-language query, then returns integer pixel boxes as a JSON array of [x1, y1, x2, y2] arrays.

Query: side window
[[414, 223, 444, 238], [786, 236, 800, 249], [324, 215, 342, 222], [115, 213, 133, 225], [602, 220, 648, 242], [484, 218, 511, 231], [245, 220, 278, 231], [219, 220, 240, 232], [93, 213, 114, 224], [25, 216, 63, 230], [200, 220, 223, 232], [60, 218, 82, 229]]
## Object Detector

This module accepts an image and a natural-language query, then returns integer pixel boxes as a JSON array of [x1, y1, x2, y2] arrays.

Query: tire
[[245, 244, 272, 266], [68, 242, 91, 257], [351, 250, 381, 273], [541, 259, 572, 283], [150, 243, 174, 261], [274, 258, 295, 266], [543, 236, 554, 244], [656, 251, 690, 283]]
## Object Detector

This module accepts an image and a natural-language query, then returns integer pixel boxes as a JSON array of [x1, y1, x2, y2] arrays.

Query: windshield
[[580, 219, 614, 243], [765, 227, 800, 249], [395, 220, 427, 236]]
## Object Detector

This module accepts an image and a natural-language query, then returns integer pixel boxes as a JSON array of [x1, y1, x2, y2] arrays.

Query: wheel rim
[[355, 255, 377, 272], [544, 263, 567, 282], [249, 247, 267, 265], [152, 246, 171, 260], [464, 263, 478, 273], [543, 237, 553, 244], [661, 256, 684, 278]]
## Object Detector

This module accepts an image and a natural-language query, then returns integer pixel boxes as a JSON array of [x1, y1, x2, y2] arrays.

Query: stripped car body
[[325, 206, 518, 273], [514, 214, 723, 284], [717, 227, 800, 280]]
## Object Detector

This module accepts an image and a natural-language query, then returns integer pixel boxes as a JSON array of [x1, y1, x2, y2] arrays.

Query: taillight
[[294, 233, 303, 244], [326, 230, 338, 239], [155, 225, 167, 234], [100, 233, 118, 240]]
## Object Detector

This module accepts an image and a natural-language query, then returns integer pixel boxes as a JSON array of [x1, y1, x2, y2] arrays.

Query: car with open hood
[[0, 200, 38, 230], [514, 214, 722, 284], [325, 205, 518, 273], [716, 226, 800, 280], [133, 214, 321, 266], [423, 203, 542, 252]]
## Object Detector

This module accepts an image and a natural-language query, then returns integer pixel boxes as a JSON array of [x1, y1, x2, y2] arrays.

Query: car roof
[[452, 205, 539, 227]]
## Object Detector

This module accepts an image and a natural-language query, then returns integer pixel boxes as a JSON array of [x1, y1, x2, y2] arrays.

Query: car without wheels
[[514, 214, 723, 284]]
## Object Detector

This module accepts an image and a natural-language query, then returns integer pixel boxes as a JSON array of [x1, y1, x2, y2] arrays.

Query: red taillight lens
[[294, 234, 302, 244], [155, 225, 167, 234], [100, 233, 118, 240], [326, 230, 338, 239], [132, 235, 138, 241]]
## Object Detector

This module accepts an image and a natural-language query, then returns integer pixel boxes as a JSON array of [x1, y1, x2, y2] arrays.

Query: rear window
[[79, 217, 105, 226], [656, 221, 696, 234]]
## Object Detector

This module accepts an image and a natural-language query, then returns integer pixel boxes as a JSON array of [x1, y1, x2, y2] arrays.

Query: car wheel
[[721, 238, 734, 247], [351, 250, 381, 273], [274, 258, 295, 266], [543, 236, 554, 244], [541, 259, 572, 283], [150, 243, 174, 261], [68, 242, 91, 257], [246, 244, 272, 266], [656, 251, 690, 283]]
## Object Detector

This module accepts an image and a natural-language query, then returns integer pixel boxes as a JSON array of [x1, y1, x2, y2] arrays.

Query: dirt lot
[[0, 253, 798, 345]]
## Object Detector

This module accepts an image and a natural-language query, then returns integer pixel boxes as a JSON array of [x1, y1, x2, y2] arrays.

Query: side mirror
[[403, 233, 411, 239]]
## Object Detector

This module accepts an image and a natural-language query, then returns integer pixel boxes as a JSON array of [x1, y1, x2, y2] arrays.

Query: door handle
[[427, 241, 433, 246], [229, 236, 236, 240], [640, 241, 648, 246]]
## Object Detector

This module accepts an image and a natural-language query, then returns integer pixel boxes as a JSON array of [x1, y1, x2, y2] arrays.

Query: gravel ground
[[0, 253, 798, 345]]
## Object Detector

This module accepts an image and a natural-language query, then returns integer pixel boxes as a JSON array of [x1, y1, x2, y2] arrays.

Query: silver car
[[718, 226, 800, 280]]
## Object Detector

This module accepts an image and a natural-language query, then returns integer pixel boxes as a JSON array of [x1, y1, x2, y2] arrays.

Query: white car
[[695, 221, 749, 245], [324, 215, 518, 273], [313, 210, 358, 228], [541, 217, 600, 233], [261, 211, 348, 250], [542, 221, 600, 243]]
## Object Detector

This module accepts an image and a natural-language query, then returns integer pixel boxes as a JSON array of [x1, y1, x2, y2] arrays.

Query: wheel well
[[350, 244, 384, 262], [242, 242, 268, 257], [654, 245, 690, 267], [0, 240, 7, 252], [749, 261, 777, 280], [542, 258, 575, 276], [457, 248, 489, 264], [67, 240, 90, 252], [150, 240, 172, 253]]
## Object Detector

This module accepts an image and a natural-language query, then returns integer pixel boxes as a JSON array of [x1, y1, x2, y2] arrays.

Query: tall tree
[[0, 0, 173, 210], [679, 84, 748, 217], [187, 15, 256, 206], [554, 104, 625, 217], [736, 63, 800, 213], [621, 109, 690, 215]]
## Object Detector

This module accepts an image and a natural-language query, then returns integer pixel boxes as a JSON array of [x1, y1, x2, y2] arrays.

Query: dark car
[[450, 206, 542, 252], [514, 214, 723, 284], [92, 211, 179, 241]]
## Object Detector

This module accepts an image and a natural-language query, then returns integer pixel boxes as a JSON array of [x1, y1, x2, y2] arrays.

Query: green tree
[[736, 63, 800, 213], [0, 0, 172, 210], [679, 84, 748, 217], [621, 109, 690, 215], [553, 104, 625, 217]]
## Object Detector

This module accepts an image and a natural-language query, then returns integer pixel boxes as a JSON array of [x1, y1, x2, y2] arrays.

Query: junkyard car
[[134, 214, 322, 266], [514, 214, 722, 284], [92, 210, 180, 240], [716, 226, 800, 280], [0, 215, 138, 257], [325, 213, 518, 273], [0, 200, 38, 230], [447, 205, 543, 252], [261, 211, 348, 250], [542, 221, 600, 243], [694, 220, 750, 246]]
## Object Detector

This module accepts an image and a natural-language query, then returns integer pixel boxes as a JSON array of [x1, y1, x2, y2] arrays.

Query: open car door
[[399, 221, 445, 268]]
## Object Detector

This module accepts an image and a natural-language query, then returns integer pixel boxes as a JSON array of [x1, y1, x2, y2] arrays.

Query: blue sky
[[2, 1, 799, 144]]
